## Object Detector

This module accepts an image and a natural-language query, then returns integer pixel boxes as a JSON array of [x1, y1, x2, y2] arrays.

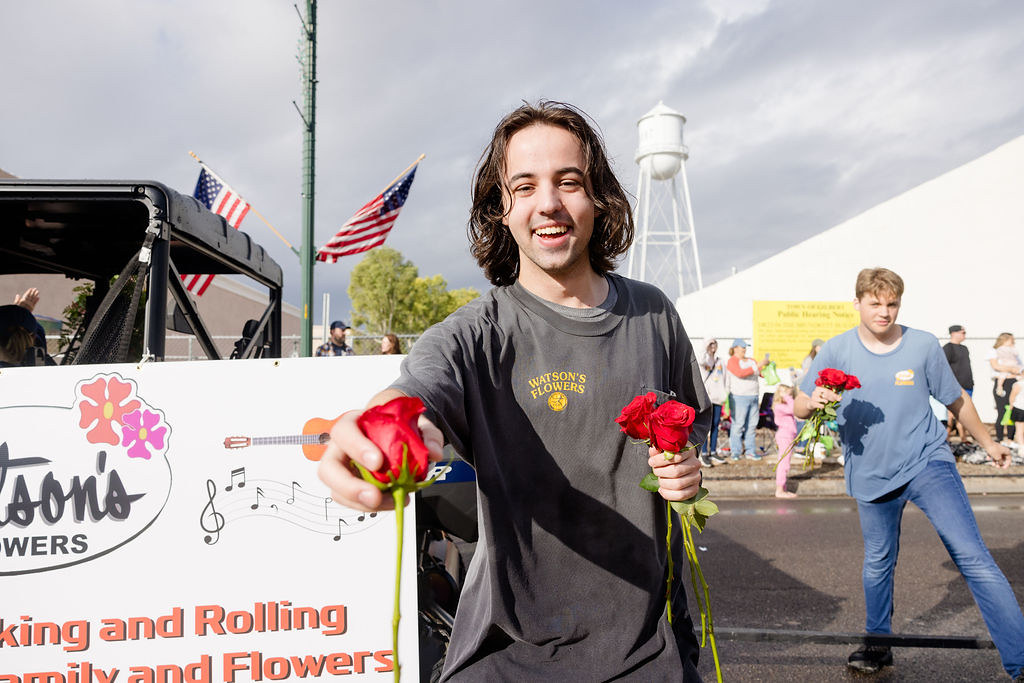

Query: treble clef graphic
[[200, 479, 226, 545]]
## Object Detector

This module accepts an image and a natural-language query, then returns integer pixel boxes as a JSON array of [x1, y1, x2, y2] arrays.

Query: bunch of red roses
[[615, 392, 721, 682], [787, 368, 861, 468], [615, 391, 697, 453], [352, 396, 444, 681]]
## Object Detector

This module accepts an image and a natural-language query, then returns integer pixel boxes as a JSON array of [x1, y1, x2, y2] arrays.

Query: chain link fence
[[44, 333, 424, 361]]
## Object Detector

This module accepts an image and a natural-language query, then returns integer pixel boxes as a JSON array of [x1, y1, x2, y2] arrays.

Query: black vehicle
[[0, 179, 283, 363]]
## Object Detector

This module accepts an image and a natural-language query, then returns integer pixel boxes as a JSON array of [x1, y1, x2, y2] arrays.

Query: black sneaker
[[847, 645, 893, 673], [709, 452, 728, 465], [698, 453, 713, 467]]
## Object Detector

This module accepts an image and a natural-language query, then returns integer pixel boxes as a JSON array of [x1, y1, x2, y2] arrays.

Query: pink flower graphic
[[78, 376, 141, 445], [121, 409, 167, 460]]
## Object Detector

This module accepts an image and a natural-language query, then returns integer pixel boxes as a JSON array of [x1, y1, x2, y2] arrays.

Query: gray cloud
[[3, 0, 1023, 323]]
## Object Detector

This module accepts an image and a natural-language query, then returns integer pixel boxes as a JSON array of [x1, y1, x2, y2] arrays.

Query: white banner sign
[[0, 356, 418, 681]]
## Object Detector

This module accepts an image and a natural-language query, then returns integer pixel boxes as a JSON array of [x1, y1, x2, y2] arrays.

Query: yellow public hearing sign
[[752, 301, 858, 370]]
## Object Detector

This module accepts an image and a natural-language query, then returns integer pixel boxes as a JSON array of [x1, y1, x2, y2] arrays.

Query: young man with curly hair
[[318, 101, 710, 680]]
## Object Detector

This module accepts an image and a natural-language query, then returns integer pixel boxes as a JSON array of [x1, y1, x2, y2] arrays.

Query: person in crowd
[[315, 320, 355, 357], [317, 101, 710, 680], [380, 333, 402, 355], [796, 338, 824, 384], [988, 333, 1021, 442], [993, 334, 1021, 397], [771, 370, 798, 498], [942, 324, 973, 441], [699, 338, 728, 466], [796, 267, 1024, 678], [1008, 381, 1024, 449], [6, 286, 53, 365], [0, 304, 38, 367], [726, 338, 768, 460]]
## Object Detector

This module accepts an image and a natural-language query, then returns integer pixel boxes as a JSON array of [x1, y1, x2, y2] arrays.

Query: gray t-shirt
[[392, 274, 711, 681]]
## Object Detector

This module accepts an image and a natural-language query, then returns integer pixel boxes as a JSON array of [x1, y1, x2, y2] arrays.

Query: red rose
[[844, 374, 861, 391], [356, 396, 431, 484], [815, 368, 848, 389], [649, 400, 696, 453], [615, 392, 657, 441]]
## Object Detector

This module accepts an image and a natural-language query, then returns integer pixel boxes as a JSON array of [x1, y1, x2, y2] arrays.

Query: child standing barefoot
[[772, 371, 799, 498]]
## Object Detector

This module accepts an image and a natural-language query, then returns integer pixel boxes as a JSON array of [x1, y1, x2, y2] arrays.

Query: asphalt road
[[689, 493, 1024, 682]]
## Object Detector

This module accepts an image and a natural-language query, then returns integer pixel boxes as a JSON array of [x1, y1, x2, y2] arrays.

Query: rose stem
[[392, 487, 406, 682], [684, 522, 721, 683], [665, 499, 674, 624]]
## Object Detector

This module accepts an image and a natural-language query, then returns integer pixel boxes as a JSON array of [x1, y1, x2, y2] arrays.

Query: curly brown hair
[[468, 101, 634, 286]]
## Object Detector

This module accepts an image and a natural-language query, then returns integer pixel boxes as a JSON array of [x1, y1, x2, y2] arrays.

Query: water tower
[[627, 101, 703, 303]]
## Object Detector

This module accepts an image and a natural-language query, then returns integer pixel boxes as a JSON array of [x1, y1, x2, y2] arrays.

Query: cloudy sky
[[3, 0, 1023, 323]]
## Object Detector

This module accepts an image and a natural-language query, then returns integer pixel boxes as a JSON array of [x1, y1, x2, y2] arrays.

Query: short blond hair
[[855, 267, 904, 300], [994, 332, 1015, 349]]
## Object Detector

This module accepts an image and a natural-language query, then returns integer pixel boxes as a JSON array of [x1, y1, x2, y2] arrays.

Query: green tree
[[349, 248, 419, 334], [348, 247, 479, 335]]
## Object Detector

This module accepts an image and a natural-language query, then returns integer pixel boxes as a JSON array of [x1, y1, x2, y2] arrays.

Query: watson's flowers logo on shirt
[[894, 369, 915, 386], [0, 373, 172, 575], [526, 370, 588, 411]]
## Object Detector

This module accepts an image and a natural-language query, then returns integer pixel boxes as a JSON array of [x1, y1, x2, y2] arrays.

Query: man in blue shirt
[[796, 267, 1024, 679]]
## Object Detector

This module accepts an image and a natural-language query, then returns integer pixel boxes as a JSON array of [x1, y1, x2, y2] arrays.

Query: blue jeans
[[703, 404, 722, 454], [729, 394, 758, 456], [856, 459, 1024, 677]]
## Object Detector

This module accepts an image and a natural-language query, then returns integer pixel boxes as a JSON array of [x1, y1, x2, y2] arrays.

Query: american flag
[[183, 166, 251, 296], [316, 166, 418, 262]]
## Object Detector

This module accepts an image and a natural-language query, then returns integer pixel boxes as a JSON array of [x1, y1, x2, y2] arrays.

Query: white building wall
[[677, 135, 1024, 423]]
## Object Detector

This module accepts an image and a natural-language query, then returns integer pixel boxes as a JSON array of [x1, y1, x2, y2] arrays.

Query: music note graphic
[[324, 497, 332, 520], [200, 479, 225, 545], [287, 481, 302, 505], [251, 486, 266, 510], [357, 511, 378, 522], [225, 467, 246, 491], [333, 519, 345, 541]]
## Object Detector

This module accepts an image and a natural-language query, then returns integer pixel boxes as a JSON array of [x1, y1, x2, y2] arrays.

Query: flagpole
[[297, 0, 318, 358], [188, 151, 300, 255], [379, 154, 425, 195]]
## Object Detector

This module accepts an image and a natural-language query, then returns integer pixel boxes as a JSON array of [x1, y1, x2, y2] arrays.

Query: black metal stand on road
[[718, 626, 995, 649]]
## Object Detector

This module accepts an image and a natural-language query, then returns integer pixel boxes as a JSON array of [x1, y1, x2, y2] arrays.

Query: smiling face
[[854, 291, 902, 339], [501, 124, 596, 289]]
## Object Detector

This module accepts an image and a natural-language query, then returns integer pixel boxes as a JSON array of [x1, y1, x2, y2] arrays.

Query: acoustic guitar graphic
[[223, 416, 339, 461]]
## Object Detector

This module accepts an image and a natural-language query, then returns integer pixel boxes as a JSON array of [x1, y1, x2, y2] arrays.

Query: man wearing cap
[[315, 321, 355, 357], [725, 338, 769, 460], [943, 324, 973, 441]]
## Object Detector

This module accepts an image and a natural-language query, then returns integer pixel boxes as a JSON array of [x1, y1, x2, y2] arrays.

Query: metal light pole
[[295, 0, 318, 356]]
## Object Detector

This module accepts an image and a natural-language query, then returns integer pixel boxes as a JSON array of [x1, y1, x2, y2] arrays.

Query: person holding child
[[988, 333, 1021, 442]]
